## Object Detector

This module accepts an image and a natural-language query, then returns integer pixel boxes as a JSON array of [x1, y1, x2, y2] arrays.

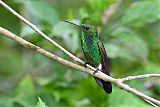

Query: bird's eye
[[86, 27, 89, 30]]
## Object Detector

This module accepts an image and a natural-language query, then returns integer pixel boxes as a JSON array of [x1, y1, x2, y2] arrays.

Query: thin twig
[[120, 74, 160, 82], [0, 27, 160, 106], [144, 99, 158, 107]]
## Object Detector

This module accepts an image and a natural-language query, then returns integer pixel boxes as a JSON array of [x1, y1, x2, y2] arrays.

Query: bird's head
[[63, 20, 97, 36]]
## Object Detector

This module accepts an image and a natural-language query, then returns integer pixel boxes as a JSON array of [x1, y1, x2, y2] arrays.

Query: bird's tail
[[94, 77, 112, 94], [102, 79, 112, 94]]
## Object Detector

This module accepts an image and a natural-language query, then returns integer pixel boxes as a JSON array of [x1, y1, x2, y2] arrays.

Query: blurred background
[[0, 0, 160, 107]]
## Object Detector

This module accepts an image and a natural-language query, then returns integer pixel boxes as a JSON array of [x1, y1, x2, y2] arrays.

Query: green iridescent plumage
[[80, 24, 101, 66], [63, 20, 112, 94]]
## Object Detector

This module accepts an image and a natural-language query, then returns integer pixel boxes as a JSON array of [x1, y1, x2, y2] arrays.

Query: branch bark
[[0, 27, 160, 106]]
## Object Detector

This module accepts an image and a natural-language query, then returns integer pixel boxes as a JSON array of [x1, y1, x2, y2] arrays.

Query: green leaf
[[87, 0, 115, 12], [105, 27, 148, 61], [80, 0, 115, 24], [76, 77, 110, 107], [122, 0, 160, 27], [0, 2, 21, 35], [140, 62, 160, 74], [14, 75, 36, 107], [20, 25, 36, 37], [36, 97, 47, 107], [52, 21, 80, 52], [79, 8, 89, 20], [0, 47, 22, 76], [0, 97, 13, 107], [18, 0, 59, 25]]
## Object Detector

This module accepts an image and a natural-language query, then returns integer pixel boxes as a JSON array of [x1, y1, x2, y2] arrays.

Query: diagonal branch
[[0, 27, 160, 106]]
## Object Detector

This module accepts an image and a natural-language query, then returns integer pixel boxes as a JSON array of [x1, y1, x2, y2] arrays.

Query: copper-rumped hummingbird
[[63, 20, 112, 94]]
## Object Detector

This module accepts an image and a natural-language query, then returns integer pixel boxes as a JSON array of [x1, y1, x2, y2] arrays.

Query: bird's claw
[[84, 62, 99, 74], [84, 62, 89, 67], [93, 68, 99, 74]]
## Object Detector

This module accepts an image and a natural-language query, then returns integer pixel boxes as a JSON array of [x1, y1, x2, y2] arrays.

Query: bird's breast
[[81, 38, 101, 66]]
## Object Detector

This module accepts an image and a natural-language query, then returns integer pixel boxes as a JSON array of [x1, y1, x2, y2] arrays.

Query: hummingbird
[[63, 20, 112, 94]]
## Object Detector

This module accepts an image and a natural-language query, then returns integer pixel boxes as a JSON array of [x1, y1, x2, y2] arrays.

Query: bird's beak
[[62, 19, 81, 28]]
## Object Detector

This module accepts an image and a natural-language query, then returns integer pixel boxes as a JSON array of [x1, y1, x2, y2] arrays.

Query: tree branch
[[0, 27, 160, 106], [120, 74, 160, 82], [0, 0, 160, 106]]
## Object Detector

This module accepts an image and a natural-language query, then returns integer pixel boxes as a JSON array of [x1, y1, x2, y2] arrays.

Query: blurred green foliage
[[0, 0, 160, 107], [36, 97, 47, 107]]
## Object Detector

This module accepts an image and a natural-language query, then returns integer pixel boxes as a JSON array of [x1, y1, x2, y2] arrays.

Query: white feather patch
[[98, 64, 102, 71]]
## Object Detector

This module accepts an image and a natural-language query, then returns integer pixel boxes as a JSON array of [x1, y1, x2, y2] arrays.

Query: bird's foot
[[84, 62, 100, 74], [93, 64, 102, 74], [93, 68, 99, 74], [84, 62, 89, 67]]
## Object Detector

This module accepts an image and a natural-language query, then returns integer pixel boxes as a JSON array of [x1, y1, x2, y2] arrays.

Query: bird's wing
[[97, 41, 112, 93], [97, 41, 110, 76]]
